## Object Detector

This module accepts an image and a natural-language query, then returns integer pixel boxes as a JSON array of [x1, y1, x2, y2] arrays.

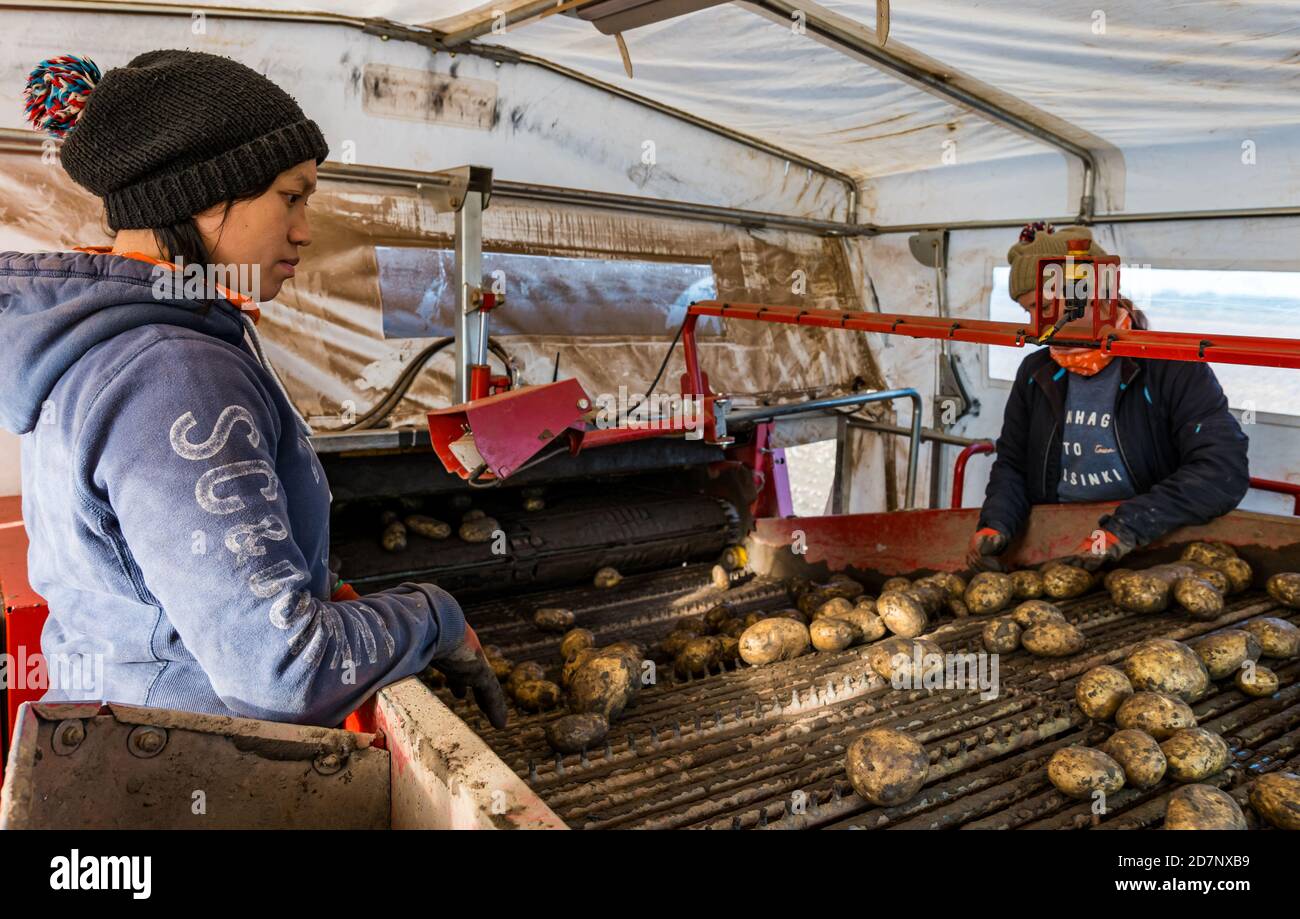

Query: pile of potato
[[1055, 621, 1300, 827], [378, 509, 454, 552], [980, 597, 1088, 658], [1106, 541, 1254, 617]]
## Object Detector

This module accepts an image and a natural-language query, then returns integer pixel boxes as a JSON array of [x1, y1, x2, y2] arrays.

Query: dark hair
[[147, 179, 274, 267]]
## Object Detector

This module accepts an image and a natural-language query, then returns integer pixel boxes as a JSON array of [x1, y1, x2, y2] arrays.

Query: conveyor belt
[[432, 568, 1300, 829]]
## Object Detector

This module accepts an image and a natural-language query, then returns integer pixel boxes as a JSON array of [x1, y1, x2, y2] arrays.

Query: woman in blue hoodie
[[1, 51, 507, 729]]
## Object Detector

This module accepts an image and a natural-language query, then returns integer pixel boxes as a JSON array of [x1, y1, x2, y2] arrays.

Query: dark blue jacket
[[978, 349, 1250, 547]]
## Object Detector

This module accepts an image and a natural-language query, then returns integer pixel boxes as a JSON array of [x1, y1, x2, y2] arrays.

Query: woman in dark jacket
[[967, 224, 1250, 571], [1, 51, 506, 728]]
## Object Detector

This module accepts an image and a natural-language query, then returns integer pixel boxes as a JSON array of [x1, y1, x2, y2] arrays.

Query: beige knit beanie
[[1007, 223, 1110, 302]]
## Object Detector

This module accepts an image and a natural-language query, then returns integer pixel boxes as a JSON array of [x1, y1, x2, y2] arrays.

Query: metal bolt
[[576, 398, 590, 410], [52, 719, 85, 755], [313, 751, 344, 775], [127, 725, 167, 758]]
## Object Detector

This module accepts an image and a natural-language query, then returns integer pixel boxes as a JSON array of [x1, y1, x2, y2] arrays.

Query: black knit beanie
[[23, 50, 328, 230]]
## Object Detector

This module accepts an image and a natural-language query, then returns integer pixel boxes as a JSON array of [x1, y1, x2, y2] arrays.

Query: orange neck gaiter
[[1050, 307, 1132, 376]]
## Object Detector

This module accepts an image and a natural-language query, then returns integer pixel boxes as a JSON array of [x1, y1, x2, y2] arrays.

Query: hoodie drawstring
[[239, 313, 314, 437]]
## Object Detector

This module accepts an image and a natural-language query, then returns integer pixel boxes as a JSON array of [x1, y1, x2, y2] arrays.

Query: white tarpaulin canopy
[[14, 0, 1297, 222]]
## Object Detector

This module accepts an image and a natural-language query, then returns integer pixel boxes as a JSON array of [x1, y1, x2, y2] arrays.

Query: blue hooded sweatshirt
[[0, 250, 464, 726]]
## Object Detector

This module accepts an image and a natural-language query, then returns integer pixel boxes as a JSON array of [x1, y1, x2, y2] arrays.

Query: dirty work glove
[[967, 527, 1008, 572], [1063, 528, 1134, 572], [431, 624, 509, 730]]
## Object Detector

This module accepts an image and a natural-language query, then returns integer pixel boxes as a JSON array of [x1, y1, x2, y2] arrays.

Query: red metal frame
[[0, 496, 49, 783], [1247, 476, 1300, 516], [948, 442, 1300, 518], [682, 300, 1300, 372], [950, 441, 996, 508]]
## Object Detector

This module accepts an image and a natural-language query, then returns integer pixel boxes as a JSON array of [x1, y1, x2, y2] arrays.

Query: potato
[[823, 575, 865, 600], [1100, 730, 1167, 789], [1042, 563, 1093, 600], [1248, 772, 1300, 830], [404, 514, 451, 539], [514, 679, 563, 712], [703, 604, 732, 630], [716, 635, 740, 662], [786, 576, 813, 600], [1116, 692, 1198, 740], [982, 617, 1021, 654], [1103, 568, 1133, 593], [552, 629, 591, 663], [523, 496, 545, 512], [965, 571, 1014, 615], [1011, 599, 1065, 629], [507, 661, 546, 693], [844, 728, 929, 806], [1267, 572, 1300, 608], [675, 636, 721, 676], [853, 596, 877, 614], [1172, 577, 1224, 621], [948, 600, 971, 618], [867, 636, 942, 682], [545, 713, 609, 754], [1022, 620, 1087, 657], [658, 630, 693, 658], [488, 655, 513, 680], [905, 582, 946, 617], [462, 509, 486, 522], [1075, 665, 1133, 720], [881, 576, 911, 593], [877, 590, 928, 638], [561, 647, 601, 688], [672, 616, 709, 637], [810, 618, 858, 652], [838, 606, 887, 643], [1235, 663, 1278, 697], [738, 618, 811, 666], [593, 566, 623, 589], [1110, 572, 1171, 613], [1211, 557, 1253, 594], [814, 596, 855, 622], [1186, 564, 1230, 594], [1164, 784, 1247, 830], [796, 589, 831, 617], [1181, 541, 1235, 567], [1122, 639, 1210, 702], [718, 618, 748, 638], [532, 607, 575, 633], [459, 516, 500, 543], [380, 515, 407, 552], [1241, 617, 1300, 658], [1192, 630, 1261, 680], [568, 652, 637, 720], [1160, 728, 1230, 782], [1046, 746, 1125, 800], [924, 571, 966, 603], [1010, 569, 1045, 600]]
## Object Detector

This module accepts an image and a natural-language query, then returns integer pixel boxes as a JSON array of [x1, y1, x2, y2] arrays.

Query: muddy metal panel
[[748, 504, 1300, 582], [374, 678, 565, 830], [0, 702, 388, 830]]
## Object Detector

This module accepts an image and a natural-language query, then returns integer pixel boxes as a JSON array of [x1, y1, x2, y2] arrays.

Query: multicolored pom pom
[[23, 54, 101, 139]]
